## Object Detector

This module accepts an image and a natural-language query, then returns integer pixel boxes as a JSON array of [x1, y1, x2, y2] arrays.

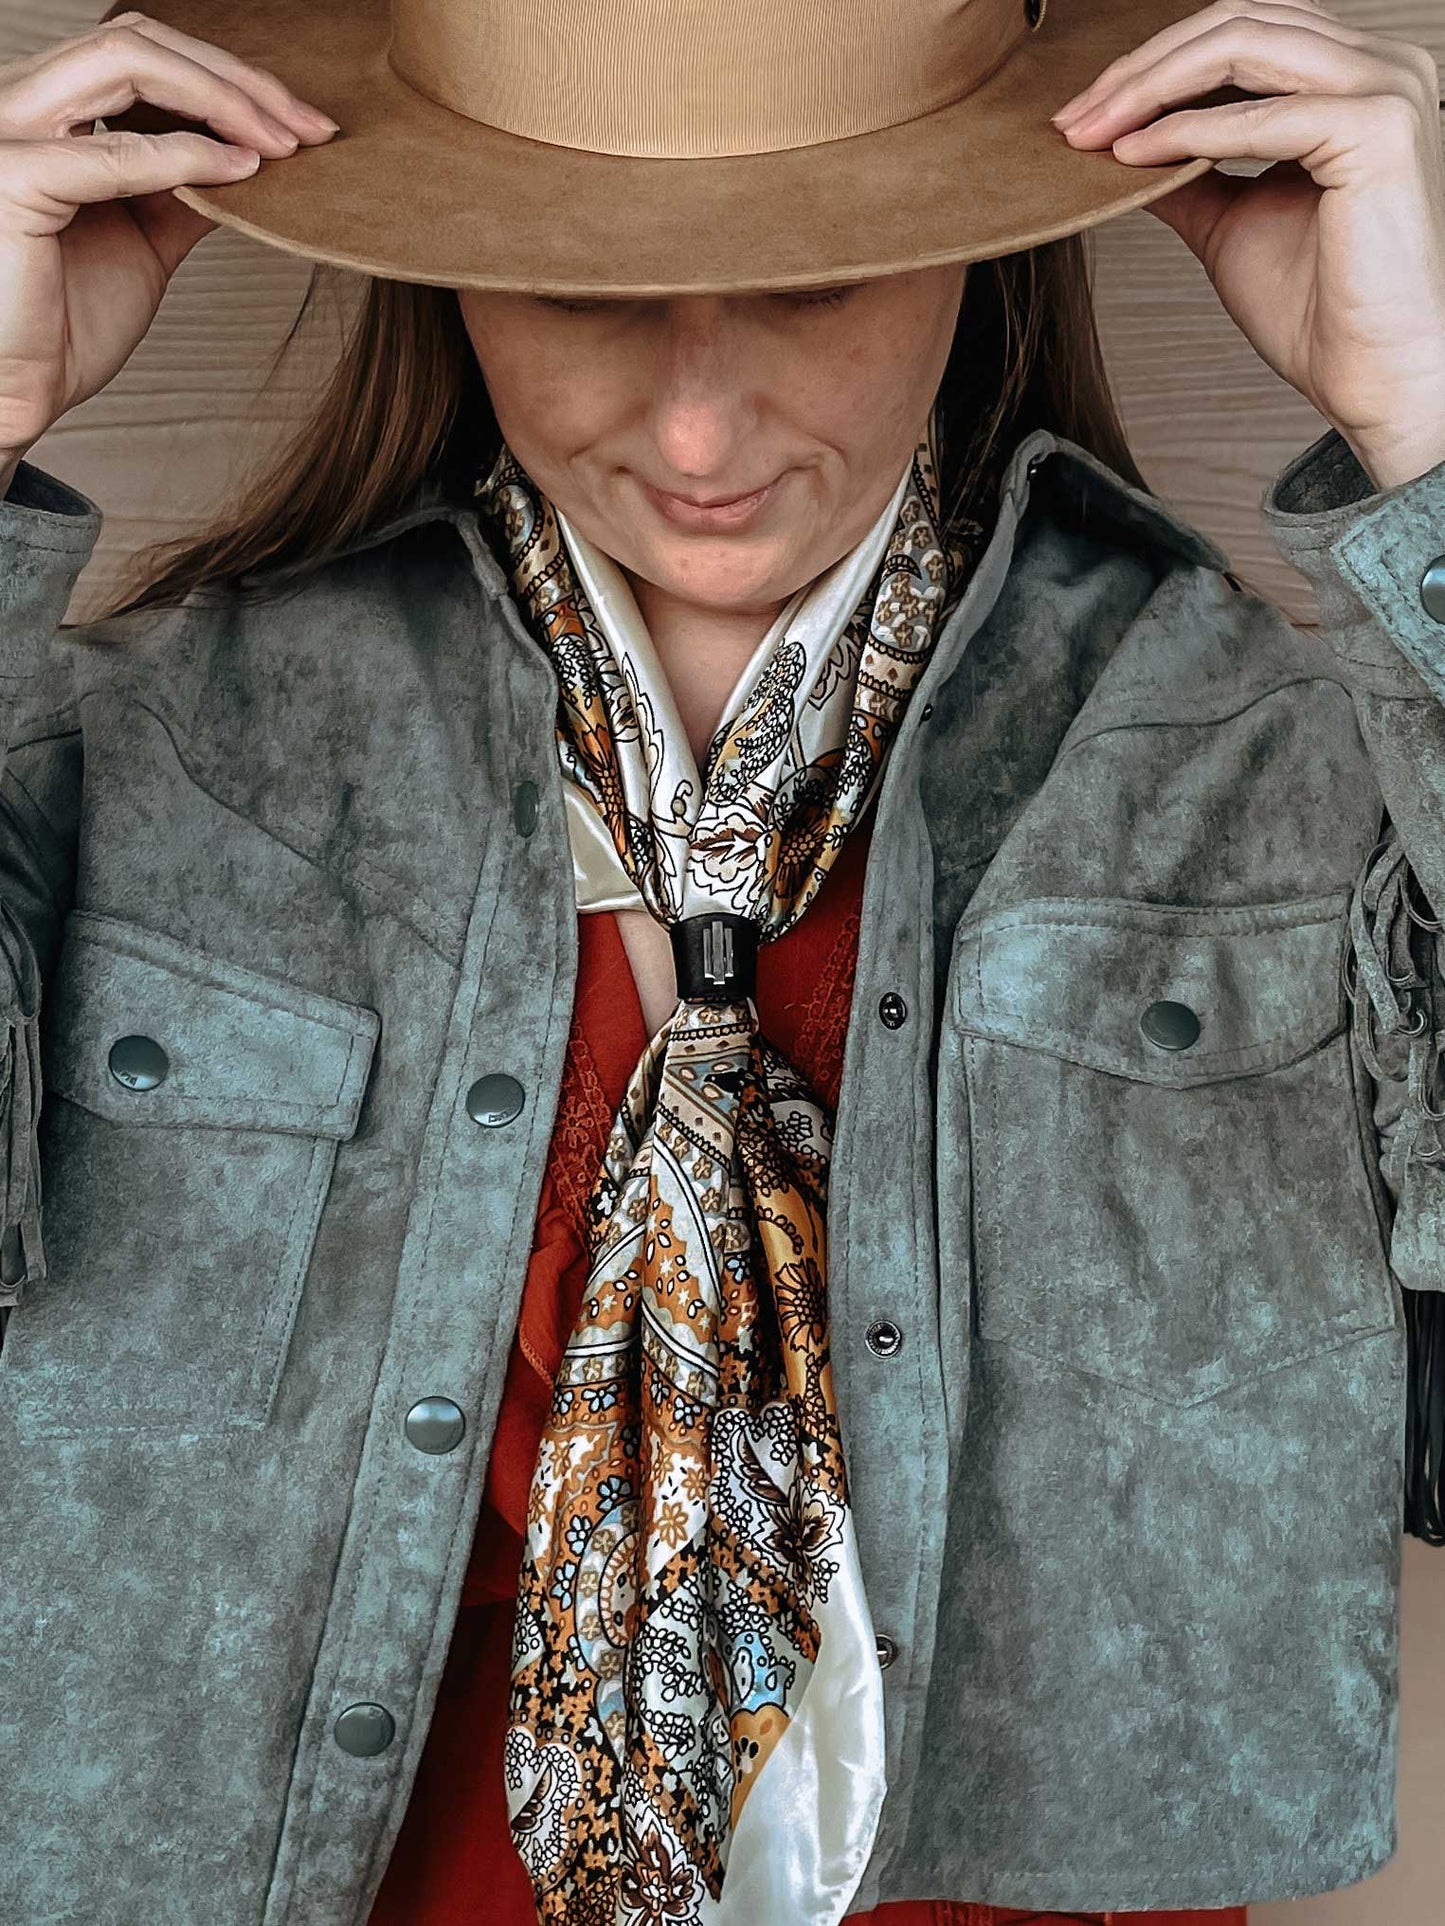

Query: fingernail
[[256, 113, 298, 152], [1070, 85, 1109, 117], [301, 105, 341, 135], [226, 147, 262, 171]]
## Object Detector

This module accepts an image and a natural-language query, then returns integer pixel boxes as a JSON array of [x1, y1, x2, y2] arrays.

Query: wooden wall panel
[[4, 5, 1445, 1925]]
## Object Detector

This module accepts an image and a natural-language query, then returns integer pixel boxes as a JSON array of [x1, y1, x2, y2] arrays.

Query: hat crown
[[389, 0, 1045, 158]]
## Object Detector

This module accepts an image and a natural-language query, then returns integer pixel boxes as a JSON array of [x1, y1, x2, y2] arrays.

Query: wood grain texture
[[4, 5, 1445, 1924]]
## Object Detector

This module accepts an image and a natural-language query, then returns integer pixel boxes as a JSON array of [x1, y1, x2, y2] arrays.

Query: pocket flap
[[42, 911, 381, 1138], [951, 891, 1351, 1086]]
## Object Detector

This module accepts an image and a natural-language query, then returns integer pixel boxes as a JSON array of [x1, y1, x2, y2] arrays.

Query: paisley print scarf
[[474, 403, 988, 1926]]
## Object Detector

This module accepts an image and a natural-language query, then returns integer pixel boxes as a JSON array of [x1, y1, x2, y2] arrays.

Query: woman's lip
[[642, 476, 779, 531]]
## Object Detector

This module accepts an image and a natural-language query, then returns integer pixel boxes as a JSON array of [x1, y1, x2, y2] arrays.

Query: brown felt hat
[[104, 0, 1227, 293]]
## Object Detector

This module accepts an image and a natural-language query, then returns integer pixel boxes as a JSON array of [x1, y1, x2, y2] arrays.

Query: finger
[[1105, 88, 1432, 179], [1056, 19, 1433, 148], [0, 26, 308, 156], [109, 12, 338, 139], [0, 128, 260, 235], [1054, 0, 1390, 124]]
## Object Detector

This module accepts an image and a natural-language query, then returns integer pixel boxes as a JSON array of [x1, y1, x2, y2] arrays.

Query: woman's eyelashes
[[791, 286, 852, 308], [536, 286, 856, 315]]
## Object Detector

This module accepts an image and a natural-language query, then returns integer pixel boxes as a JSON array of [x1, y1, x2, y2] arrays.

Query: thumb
[[1138, 167, 1246, 259], [125, 187, 218, 278]]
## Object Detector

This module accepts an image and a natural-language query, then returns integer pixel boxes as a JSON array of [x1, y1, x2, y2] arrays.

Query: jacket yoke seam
[[1055, 668, 1359, 760], [8, 704, 82, 753], [88, 685, 463, 968]]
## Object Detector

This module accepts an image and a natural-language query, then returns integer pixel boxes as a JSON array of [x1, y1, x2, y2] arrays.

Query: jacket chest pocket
[[947, 891, 1398, 1408], [0, 910, 380, 1441]]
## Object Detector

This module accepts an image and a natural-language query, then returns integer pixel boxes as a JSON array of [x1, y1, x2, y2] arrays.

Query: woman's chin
[[633, 535, 818, 613]]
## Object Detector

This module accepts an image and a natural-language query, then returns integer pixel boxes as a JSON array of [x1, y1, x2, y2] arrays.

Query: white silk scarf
[[557, 451, 918, 916]]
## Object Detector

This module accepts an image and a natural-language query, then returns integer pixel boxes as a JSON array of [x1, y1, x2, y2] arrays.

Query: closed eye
[[536, 285, 857, 314], [786, 285, 854, 308], [535, 294, 611, 314]]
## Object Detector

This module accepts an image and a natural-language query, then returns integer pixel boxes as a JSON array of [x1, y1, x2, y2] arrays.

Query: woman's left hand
[[1051, 0, 1445, 489]]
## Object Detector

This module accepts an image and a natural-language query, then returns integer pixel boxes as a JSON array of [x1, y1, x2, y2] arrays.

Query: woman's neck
[[624, 570, 790, 768]]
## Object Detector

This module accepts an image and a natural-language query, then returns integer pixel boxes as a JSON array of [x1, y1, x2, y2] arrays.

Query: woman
[[0, 1, 1441, 1924]]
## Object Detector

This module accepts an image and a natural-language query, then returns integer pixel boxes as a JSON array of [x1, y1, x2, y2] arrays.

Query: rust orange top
[[368, 823, 1246, 1926]]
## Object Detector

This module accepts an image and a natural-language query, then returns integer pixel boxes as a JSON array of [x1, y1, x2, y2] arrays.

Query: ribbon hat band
[[389, 0, 1045, 158]]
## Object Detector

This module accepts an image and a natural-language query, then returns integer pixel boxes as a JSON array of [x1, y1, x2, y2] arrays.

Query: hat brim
[[105, 0, 1226, 292]]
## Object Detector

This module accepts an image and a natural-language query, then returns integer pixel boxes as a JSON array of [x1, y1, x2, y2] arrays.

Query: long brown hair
[[97, 237, 1153, 621]]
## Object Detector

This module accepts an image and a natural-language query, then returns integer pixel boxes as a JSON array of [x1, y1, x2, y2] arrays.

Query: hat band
[[387, 0, 1044, 159]]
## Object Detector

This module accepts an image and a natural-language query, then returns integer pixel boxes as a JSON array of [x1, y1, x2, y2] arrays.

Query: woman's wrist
[[1350, 420, 1445, 494]]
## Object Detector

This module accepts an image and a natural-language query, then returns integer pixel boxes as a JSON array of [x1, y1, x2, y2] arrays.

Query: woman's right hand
[[0, 10, 338, 495]]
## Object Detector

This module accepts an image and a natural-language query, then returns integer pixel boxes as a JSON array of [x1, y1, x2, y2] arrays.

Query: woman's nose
[[647, 302, 764, 479]]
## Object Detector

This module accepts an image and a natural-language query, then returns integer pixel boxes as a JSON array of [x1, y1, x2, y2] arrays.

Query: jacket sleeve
[[1261, 423, 1445, 1538], [0, 460, 103, 1312]]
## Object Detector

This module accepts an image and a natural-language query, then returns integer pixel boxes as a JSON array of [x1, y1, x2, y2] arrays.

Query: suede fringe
[[1345, 825, 1445, 1543]]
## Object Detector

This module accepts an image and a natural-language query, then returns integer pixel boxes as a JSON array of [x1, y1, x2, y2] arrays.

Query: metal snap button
[[404, 1397, 466, 1455], [875, 1633, 898, 1669], [866, 1319, 904, 1358], [878, 992, 908, 1030], [332, 1703, 395, 1757], [1421, 556, 1445, 625], [107, 1034, 169, 1090], [1140, 999, 1201, 1052], [465, 1073, 525, 1127], [513, 779, 540, 837]]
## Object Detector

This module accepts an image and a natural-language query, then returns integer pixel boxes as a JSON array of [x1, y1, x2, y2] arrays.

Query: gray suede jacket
[[2, 418, 1444, 1926]]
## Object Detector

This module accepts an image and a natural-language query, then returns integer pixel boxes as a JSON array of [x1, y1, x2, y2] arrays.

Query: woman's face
[[456, 265, 966, 615]]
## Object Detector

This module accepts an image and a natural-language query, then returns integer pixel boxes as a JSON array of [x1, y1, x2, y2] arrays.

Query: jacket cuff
[[1261, 424, 1445, 701], [0, 459, 103, 693]]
